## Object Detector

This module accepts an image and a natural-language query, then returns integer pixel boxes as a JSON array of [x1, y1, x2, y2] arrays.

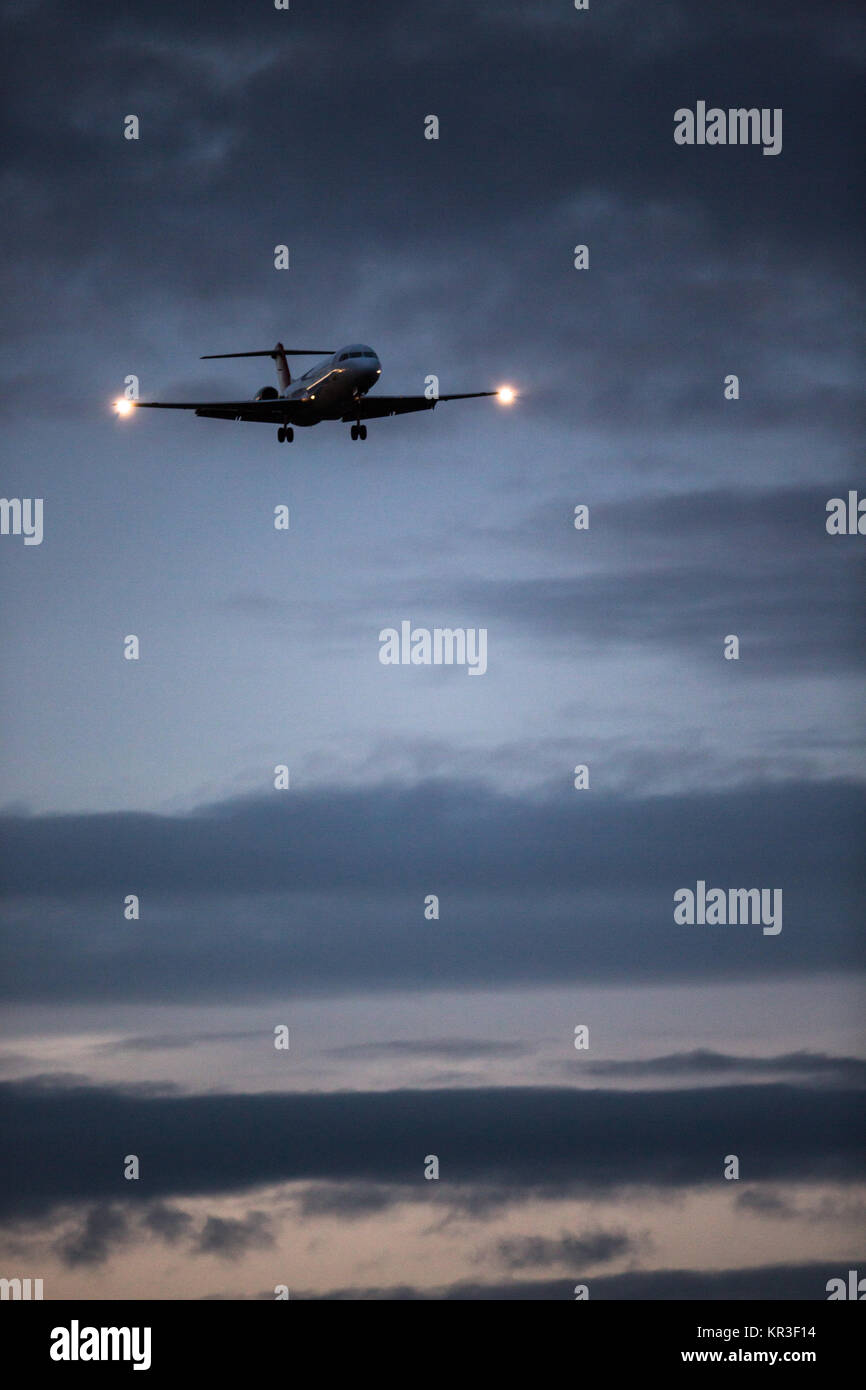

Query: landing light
[[497, 386, 516, 404], [114, 398, 134, 416]]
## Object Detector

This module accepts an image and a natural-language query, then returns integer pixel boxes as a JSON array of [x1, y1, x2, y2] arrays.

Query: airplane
[[116, 343, 515, 442]]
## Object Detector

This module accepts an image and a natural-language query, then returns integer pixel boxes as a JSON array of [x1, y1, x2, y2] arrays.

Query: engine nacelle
[[254, 385, 279, 401]]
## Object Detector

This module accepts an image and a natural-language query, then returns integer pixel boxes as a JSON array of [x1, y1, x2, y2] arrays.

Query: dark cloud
[[195, 1211, 274, 1259], [445, 563, 864, 677], [55, 1203, 131, 1268], [581, 1050, 866, 1085], [290, 1260, 864, 1300], [736, 1189, 796, 1218], [496, 1229, 640, 1271], [485, 484, 866, 563], [22, 1198, 271, 1266], [141, 1201, 194, 1244], [188, 480, 866, 684], [1, 1077, 862, 1219], [734, 1188, 866, 1226], [456, 482, 865, 676], [293, 1183, 404, 1222], [0, 780, 861, 1002], [4, 778, 860, 897]]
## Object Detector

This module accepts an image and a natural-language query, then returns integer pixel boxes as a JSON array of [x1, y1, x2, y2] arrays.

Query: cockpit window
[[338, 353, 350, 362]]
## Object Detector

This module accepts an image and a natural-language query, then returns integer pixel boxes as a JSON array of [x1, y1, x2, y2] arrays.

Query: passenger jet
[[116, 343, 515, 442]]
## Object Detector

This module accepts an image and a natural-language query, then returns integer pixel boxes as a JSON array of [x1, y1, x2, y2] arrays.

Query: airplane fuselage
[[258, 344, 381, 423]]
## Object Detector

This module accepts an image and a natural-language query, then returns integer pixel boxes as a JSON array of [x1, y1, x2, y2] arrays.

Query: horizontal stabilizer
[[201, 348, 333, 359]]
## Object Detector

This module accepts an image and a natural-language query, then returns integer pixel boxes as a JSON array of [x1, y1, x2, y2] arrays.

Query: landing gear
[[277, 426, 294, 443], [350, 424, 367, 441]]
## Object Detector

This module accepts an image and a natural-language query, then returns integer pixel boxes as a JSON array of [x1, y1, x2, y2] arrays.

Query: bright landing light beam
[[497, 386, 516, 404], [113, 398, 135, 416]]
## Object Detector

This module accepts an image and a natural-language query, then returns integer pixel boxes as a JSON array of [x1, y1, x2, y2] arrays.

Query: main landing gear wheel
[[277, 427, 294, 443], [350, 424, 367, 441]]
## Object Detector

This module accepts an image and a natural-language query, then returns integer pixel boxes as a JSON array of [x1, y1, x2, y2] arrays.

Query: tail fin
[[272, 343, 291, 392], [201, 344, 334, 392]]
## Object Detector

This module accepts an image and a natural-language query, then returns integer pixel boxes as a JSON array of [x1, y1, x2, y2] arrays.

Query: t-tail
[[201, 343, 334, 392]]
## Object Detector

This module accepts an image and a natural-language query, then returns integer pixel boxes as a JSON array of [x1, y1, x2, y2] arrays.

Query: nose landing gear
[[350, 424, 367, 441], [277, 426, 294, 443]]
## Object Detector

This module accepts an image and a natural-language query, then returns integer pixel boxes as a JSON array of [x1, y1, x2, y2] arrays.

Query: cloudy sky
[[0, 0, 863, 1299]]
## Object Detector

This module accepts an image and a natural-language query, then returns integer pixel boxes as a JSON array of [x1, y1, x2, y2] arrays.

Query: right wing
[[343, 391, 497, 421]]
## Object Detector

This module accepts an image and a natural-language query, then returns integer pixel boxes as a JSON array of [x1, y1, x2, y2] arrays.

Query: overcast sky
[[0, 0, 863, 1299]]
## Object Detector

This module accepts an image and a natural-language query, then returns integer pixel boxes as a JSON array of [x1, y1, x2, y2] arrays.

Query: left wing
[[342, 391, 496, 421], [135, 400, 312, 424]]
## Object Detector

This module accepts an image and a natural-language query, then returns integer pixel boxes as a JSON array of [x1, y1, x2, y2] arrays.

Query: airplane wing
[[134, 390, 500, 424], [135, 400, 312, 424], [342, 391, 497, 421]]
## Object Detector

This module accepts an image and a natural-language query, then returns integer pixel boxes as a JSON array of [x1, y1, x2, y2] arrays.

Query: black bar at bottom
[[3, 1299, 861, 1377]]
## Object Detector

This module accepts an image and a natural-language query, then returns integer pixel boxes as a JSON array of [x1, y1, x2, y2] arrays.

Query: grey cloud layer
[[1, 779, 861, 1001], [580, 1050, 866, 1084], [290, 1261, 861, 1300], [3, 779, 860, 895], [2, 1077, 862, 1219], [455, 484, 866, 675], [282, 482, 864, 678]]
